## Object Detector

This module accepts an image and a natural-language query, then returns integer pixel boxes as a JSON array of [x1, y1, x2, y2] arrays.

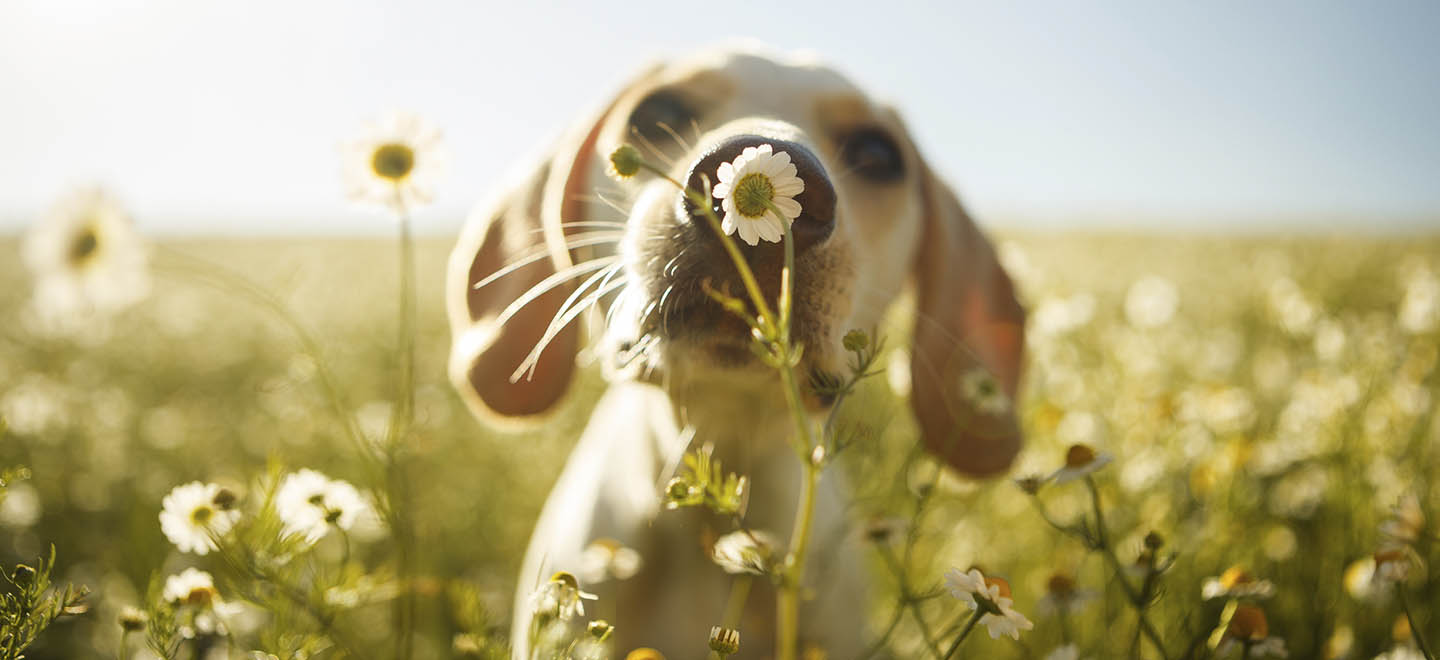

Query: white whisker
[[472, 232, 624, 291], [492, 256, 619, 329], [630, 126, 676, 167], [655, 121, 692, 153], [513, 277, 629, 382]]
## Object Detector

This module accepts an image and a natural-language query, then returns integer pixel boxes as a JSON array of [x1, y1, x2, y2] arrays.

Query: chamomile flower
[[711, 529, 778, 576], [1050, 444, 1113, 484], [341, 111, 448, 213], [944, 567, 1034, 640], [162, 568, 240, 638], [163, 568, 219, 606], [1201, 566, 1277, 601], [1373, 547, 1421, 584], [23, 186, 150, 331], [1036, 572, 1096, 616], [529, 571, 597, 621], [1045, 645, 1081, 660], [712, 144, 804, 246], [1217, 605, 1288, 658], [1379, 494, 1424, 545], [960, 368, 1011, 415], [580, 537, 644, 583], [159, 482, 240, 555], [274, 469, 369, 544]]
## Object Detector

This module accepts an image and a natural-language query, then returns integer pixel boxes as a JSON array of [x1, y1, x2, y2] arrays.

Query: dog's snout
[[683, 135, 837, 252]]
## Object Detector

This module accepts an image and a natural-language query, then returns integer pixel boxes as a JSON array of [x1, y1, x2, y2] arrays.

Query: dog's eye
[[627, 91, 695, 148], [841, 129, 905, 182]]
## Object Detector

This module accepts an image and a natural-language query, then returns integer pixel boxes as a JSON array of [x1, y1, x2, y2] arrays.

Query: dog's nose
[[682, 135, 837, 252]]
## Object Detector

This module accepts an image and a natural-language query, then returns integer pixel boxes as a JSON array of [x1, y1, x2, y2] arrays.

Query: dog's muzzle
[[681, 135, 838, 257]]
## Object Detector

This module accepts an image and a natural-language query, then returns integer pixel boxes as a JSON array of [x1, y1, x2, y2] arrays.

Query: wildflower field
[[1, 229, 1438, 659]]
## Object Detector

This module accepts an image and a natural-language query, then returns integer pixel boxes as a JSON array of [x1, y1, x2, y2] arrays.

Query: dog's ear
[[909, 159, 1026, 477], [447, 74, 646, 420]]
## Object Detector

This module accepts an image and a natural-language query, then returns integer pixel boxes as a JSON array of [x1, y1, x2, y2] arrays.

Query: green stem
[[1083, 476, 1169, 660], [721, 575, 754, 630], [1399, 587, 1437, 660], [389, 197, 417, 660], [941, 610, 984, 660]]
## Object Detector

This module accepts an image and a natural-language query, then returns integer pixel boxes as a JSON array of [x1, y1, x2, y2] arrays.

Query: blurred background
[[1, 2, 1439, 659], [2, 0, 1438, 234]]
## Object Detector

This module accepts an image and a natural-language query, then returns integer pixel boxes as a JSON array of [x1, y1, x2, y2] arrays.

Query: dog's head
[[448, 47, 1025, 476]]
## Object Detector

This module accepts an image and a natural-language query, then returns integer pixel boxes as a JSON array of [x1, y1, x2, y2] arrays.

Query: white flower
[[944, 567, 1034, 640], [711, 529, 778, 576], [1201, 566, 1276, 601], [1125, 275, 1178, 328], [1374, 646, 1427, 660], [341, 111, 448, 213], [712, 143, 804, 246], [579, 538, 643, 584], [1045, 644, 1080, 660], [163, 567, 219, 605], [1379, 494, 1424, 545], [1036, 573, 1096, 616], [1050, 444, 1114, 484], [960, 368, 1010, 415], [274, 469, 369, 544], [159, 482, 240, 555], [1372, 547, 1420, 584], [529, 571, 597, 621], [22, 186, 150, 332]]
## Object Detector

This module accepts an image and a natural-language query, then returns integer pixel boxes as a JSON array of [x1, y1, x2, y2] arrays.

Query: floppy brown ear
[[909, 160, 1026, 477], [446, 95, 623, 420]]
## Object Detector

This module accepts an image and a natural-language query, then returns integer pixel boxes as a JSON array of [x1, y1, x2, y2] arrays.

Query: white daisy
[[960, 368, 1011, 416], [341, 111, 448, 214], [1201, 566, 1277, 601], [274, 469, 369, 544], [579, 537, 644, 584], [163, 567, 219, 605], [712, 144, 804, 246], [529, 571, 597, 621], [22, 186, 150, 332], [1045, 645, 1081, 660], [944, 567, 1034, 640], [159, 482, 240, 555], [711, 529, 778, 576], [1050, 444, 1114, 484], [1218, 605, 1287, 658], [1372, 547, 1420, 584]]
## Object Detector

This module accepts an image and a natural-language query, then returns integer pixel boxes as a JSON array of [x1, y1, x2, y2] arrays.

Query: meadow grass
[[0, 232, 1436, 659]]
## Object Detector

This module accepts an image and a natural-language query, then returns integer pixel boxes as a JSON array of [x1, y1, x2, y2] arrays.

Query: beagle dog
[[447, 47, 1025, 658]]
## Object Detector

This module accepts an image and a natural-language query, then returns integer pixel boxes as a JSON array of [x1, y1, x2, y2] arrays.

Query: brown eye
[[841, 128, 905, 182], [627, 91, 695, 147]]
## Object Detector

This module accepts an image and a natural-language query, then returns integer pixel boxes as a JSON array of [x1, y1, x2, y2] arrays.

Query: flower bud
[[708, 626, 741, 655], [118, 606, 148, 632], [842, 329, 869, 352], [10, 564, 35, 588], [608, 145, 643, 180]]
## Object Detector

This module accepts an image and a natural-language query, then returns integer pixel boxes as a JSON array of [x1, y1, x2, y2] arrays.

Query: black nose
[[682, 135, 837, 253]]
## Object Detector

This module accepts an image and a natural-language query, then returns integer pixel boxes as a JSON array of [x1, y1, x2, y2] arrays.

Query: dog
[[446, 46, 1026, 658]]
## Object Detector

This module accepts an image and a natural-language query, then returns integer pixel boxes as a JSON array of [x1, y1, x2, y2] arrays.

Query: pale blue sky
[[2, 0, 1437, 235]]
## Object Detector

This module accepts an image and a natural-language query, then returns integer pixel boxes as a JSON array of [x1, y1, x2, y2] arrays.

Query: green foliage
[[0, 547, 88, 660], [664, 446, 749, 517]]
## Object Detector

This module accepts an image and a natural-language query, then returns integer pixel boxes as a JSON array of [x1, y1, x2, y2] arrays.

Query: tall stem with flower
[[614, 143, 867, 660]]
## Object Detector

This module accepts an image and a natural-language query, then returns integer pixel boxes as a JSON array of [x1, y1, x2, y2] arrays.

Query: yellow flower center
[[984, 576, 1012, 599], [68, 224, 100, 268], [184, 586, 216, 607], [1065, 444, 1097, 468], [1226, 604, 1269, 640], [733, 173, 775, 218], [371, 142, 416, 181], [190, 505, 214, 525], [1220, 566, 1254, 589], [1046, 573, 1076, 597], [550, 571, 580, 590]]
